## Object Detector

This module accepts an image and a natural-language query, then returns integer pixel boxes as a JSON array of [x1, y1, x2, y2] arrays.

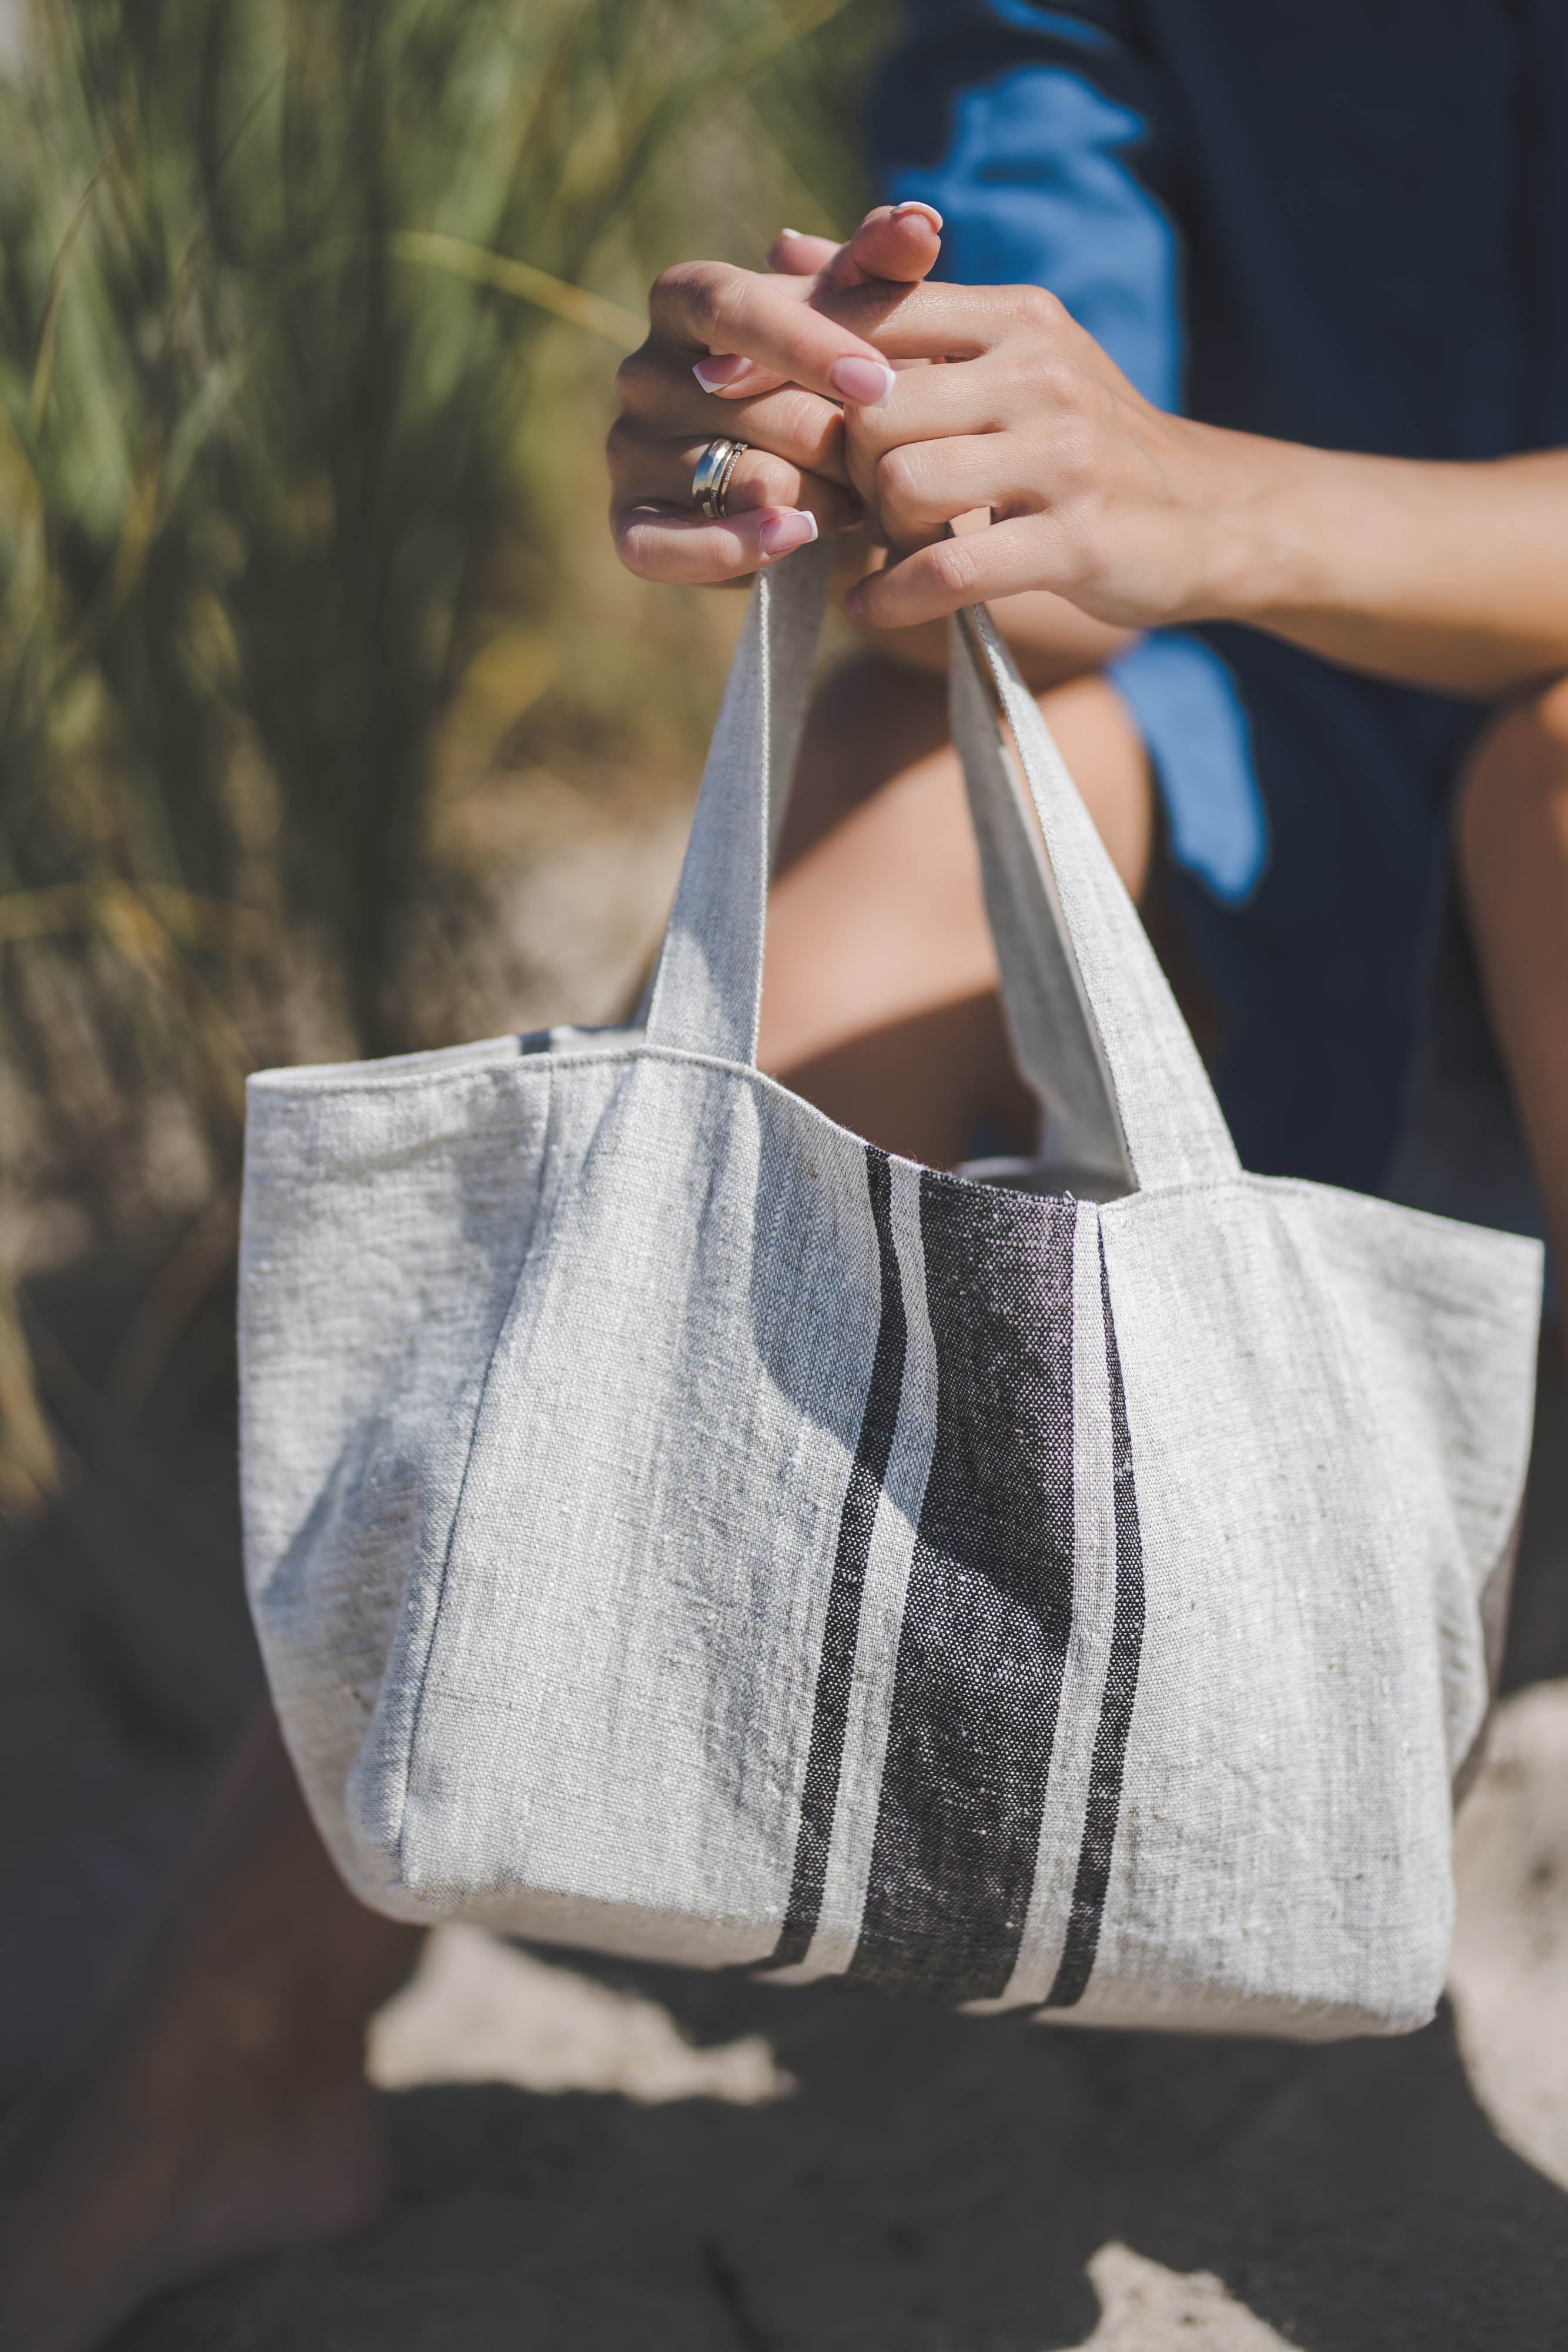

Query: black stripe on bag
[[764, 1145, 907, 1969], [1042, 1231, 1145, 2009], [845, 1174, 1076, 2004]]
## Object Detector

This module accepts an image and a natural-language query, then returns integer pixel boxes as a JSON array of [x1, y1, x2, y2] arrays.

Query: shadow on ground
[[5, 1284, 1567, 2351], [117, 1981, 1568, 2351]]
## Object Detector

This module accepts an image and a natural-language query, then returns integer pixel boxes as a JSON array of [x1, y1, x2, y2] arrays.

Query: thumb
[[815, 201, 942, 295]]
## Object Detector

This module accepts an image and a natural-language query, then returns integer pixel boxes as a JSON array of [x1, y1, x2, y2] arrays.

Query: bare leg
[[1456, 675, 1568, 1282], [0, 1709, 420, 2352], [764, 660, 1153, 1162], [0, 653, 1151, 2352]]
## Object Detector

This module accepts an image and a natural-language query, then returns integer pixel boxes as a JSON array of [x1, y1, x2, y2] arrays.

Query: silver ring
[[691, 435, 747, 520]]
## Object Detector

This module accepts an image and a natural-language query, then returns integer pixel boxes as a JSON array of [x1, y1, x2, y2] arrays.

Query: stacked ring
[[691, 436, 748, 520]]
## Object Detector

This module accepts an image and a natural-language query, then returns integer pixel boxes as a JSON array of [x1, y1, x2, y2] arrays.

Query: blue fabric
[[867, 0, 1568, 1200], [1106, 633, 1265, 903], [887, 64, 1181, 410]]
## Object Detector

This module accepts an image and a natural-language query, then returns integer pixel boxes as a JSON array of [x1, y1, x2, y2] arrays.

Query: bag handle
[[644, 537, 837, 1070], [951, 605, 1239, 1191], [645, 545, 1239, 1194], [947, 612, 1131, 1193]]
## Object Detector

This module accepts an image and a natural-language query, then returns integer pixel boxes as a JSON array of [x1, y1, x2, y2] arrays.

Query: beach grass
[[0, 0, 887, 1515]]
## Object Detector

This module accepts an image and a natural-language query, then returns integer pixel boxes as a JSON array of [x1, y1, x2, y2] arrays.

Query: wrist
[[1177, 422, 1329, 627]]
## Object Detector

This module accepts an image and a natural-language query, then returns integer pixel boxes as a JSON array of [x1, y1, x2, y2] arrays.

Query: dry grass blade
[[386, 233, 646, 350], [25, 112, 135, 441], [0, 1260, 61, 1511]]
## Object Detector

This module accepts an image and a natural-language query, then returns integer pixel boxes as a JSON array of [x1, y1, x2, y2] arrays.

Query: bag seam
[[242, 1040, 1236, 1200], [383, 1057, 555, 1889], [252, 1043, 1542, 1250]]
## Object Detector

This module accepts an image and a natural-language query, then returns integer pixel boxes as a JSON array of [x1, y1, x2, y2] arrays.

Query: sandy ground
[[126, 1683, 1568, 2351], [0, 1336, 1563, 2350]]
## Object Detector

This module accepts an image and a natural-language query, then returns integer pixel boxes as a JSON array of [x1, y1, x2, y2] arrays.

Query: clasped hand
[[609, 205, 1243, 632]]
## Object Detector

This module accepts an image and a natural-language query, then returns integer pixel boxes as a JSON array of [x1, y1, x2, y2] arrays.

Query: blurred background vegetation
[[0, 0, 889, 1560]]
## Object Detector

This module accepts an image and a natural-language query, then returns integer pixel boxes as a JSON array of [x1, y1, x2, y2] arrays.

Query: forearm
[[1203, 437, 1568, 699]]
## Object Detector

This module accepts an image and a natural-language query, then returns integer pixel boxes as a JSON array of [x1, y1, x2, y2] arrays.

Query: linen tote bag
[[240, 540, 1542, 2040]]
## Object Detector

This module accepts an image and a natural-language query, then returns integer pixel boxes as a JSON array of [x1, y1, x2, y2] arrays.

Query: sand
[[100, 1677, 1568, 2352], [4, 1222, 1565, 2349]]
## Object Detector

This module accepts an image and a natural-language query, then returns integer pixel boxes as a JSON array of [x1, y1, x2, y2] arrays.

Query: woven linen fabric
[[240, 542, 1542, 2038]]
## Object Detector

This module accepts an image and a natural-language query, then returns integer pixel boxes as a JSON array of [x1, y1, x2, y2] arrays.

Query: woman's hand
[[828, 280, 1256, 632], [831, 278, 1568, 696], [608, 204, 942, 586]]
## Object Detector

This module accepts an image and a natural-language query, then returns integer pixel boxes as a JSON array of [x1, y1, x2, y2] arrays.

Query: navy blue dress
[[868, 0, 1566, 1221]]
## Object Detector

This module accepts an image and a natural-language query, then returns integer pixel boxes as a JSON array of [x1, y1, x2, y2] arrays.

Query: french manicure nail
[[830, 356, 897, 408], [693, 355, 756, 392], [778, 227, 802, 239], [892, 200, 944, 229], [757, 509, 819, 556]]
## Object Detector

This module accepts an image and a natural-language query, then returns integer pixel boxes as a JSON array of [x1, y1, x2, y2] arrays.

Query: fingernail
[[844, 583, 865, 617], [693, 355, 756, 392], [778, 227, 802, 239], [892, 200, 943, 229], [830, 356, 896, 407], [757, 509, 819, 556]]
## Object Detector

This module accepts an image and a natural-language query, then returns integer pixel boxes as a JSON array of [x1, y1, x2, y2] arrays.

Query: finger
[[768, 206, 942, 290], [609, 381, 851, 489], [768, 228, 837, 276], [616, 329, 804, 416], [842, 362, 1014, 469], [609, 419, 862, 536], [833, 359, 1008, 508], [691, 269, 824, 398], [616, 501, 821, 586], [691, 351, 768, 391], [816, 276, 1058, 362], [847, 518, 1066, 627], [733, 208, 943, 383], [650, 259, 896, 410], [871, 434, 1029, 550], [827, 201, 942, 292]]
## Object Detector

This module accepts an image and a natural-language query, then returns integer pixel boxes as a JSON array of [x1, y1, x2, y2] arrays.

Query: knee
[[1456, 673, 1568, 901], [1458, 674, 1568, 841]]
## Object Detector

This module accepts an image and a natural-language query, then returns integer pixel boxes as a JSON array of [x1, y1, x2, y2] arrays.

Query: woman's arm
[[829, 280, 1568, 700], [1175, 439, 1568, 698]]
